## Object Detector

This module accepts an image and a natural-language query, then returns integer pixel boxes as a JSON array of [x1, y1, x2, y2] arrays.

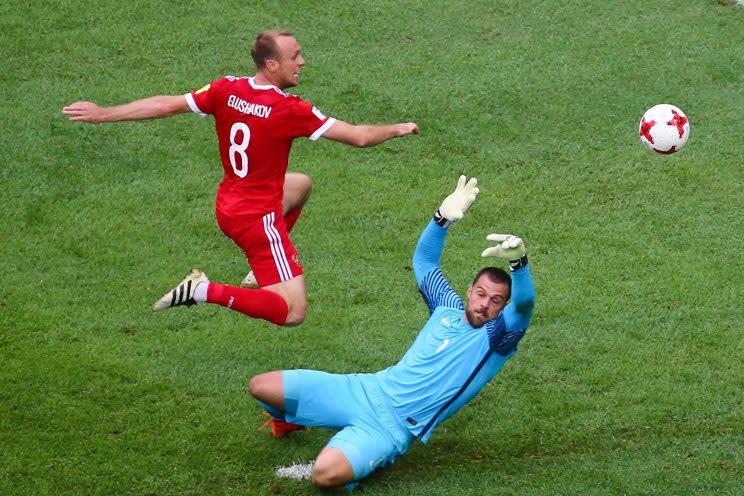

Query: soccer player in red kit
[[63, 30, 419, 327]]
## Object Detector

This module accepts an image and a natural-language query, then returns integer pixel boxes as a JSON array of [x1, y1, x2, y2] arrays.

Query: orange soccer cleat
[[259, 412, 306, 438]]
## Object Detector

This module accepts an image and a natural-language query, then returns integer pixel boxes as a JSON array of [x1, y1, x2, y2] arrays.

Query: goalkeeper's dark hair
[[252, 29, 293, 70], [473, 267, 511, 299]]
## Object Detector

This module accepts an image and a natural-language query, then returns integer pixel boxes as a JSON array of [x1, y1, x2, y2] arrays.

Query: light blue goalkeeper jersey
[[374, 219, 534, 443]]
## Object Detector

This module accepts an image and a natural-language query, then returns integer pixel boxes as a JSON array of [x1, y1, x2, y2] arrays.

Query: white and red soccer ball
[[639, 104, 690, 154]]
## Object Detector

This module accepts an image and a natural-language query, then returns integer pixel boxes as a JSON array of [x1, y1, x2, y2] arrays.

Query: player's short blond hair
[[251, 29, 293, 69]]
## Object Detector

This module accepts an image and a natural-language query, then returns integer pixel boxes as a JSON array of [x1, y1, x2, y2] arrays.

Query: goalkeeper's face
[[464, 276, 509, 327]]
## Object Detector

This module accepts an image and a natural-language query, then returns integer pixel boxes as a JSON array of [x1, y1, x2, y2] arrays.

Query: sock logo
[[227, 296, 235, 309]]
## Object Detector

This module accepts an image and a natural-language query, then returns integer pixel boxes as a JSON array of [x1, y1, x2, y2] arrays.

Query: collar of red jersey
[[248, 77, 286, 95]]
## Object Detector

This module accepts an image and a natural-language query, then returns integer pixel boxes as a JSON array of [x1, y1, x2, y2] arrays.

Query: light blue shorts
[[282, 370, 414, 481]]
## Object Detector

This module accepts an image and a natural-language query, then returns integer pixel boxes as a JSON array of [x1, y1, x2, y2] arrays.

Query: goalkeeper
[[249, 175, 535, 490]]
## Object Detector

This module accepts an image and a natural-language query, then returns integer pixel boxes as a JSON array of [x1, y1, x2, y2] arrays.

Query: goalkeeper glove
[[481, 233, 528, 271], [434, 175, 479, 227]]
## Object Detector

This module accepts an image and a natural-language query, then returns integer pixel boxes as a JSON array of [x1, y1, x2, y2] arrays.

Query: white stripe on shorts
[[263, 212, 293, 281]]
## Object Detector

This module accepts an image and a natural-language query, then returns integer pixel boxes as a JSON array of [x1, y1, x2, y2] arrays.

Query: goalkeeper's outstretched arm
[[412, 220, 448, 287], [413, 176, 479, 316], [412, 175, 479, 286], [482, 234, 535, 330]]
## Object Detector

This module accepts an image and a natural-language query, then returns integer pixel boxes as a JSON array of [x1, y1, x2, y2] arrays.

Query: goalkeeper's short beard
[[465, 307, 489, 328]]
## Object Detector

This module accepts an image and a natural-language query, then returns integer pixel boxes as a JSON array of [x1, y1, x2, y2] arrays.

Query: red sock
[[284, 208, 302, 232], [206, 283, 288, 326]]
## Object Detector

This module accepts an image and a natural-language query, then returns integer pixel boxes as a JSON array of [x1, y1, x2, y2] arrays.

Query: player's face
[[272, 35, 304, 88], [464, 275, 509, 328]]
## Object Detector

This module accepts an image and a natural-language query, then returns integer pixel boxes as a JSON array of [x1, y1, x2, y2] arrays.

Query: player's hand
[[437, 175, 479, 222], [481, 234, 526, 261], [62, 101, 107, 122], [397, 122, 420, 136]]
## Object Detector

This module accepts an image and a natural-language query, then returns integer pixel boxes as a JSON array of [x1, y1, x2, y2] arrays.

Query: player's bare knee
[[283, 302, 307, 326], [248, 374, 268, 399], [284, 173, 313, 210], [312, 464, 343, 490], [294, 176, 312, 207], [311, 474, 332, 490], [293, 172, 312, 195], [312, 449, 353, 490], [283, 309, 306, 326]]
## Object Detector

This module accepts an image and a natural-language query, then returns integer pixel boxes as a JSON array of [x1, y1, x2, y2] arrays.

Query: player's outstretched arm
[[321, 119, 419, 147], [482, 234, 535, 328], [63, 95, 191, 123], [413, 175, 479, 286], [434, 175, 479, 226]]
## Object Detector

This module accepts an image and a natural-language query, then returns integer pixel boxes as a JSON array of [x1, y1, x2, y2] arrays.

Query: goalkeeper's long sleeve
[[412, 219, 448, 287], [502, 264, 535, 332], [412, 219, 464, 315]]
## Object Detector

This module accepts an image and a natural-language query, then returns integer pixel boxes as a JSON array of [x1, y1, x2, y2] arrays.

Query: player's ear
[[265, 58, 279, 73]]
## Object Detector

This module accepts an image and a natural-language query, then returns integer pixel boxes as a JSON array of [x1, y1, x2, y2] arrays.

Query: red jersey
[[185, 76, 335, 216]]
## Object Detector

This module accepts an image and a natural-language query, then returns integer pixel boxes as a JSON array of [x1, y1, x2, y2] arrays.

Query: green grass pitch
[[1, 0, 743, 494]]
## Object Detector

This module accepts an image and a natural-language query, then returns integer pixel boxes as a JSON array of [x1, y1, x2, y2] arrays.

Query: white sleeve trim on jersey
[[183, 93, 207, 116], [309, 118, 337, 141]]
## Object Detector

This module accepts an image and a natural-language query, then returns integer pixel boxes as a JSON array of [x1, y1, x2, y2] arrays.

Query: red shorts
[[216, 208, 303, 287]]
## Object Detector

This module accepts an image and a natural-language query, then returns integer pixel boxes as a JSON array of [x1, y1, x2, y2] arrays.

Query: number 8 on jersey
[[229, 122, 250, 178]]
